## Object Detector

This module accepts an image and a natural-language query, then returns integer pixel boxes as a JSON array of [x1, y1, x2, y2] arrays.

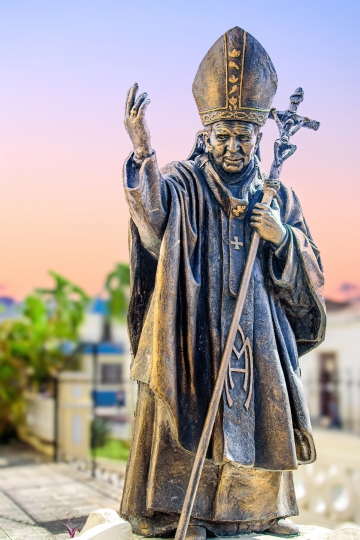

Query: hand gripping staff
[[174, 88, 320, 540]]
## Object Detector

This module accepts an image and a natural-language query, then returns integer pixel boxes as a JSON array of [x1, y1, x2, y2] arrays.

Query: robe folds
[[120, 150, 326, 536]]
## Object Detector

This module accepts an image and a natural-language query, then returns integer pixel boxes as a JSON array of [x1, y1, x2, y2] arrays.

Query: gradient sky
[[0, 0, 359, 300]]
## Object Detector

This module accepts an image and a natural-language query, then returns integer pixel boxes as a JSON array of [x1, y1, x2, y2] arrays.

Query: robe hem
[[127, 380, 312, 470]]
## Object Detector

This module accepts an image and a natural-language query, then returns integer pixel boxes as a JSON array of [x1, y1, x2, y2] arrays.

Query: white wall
[[299, 306, 360, 430]]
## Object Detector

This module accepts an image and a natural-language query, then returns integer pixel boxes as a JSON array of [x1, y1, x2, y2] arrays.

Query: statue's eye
[[217, 134, 228, 140]]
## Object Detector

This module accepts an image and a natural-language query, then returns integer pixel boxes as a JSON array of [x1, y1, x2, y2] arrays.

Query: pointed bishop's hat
[[193, 27, 278, 127]]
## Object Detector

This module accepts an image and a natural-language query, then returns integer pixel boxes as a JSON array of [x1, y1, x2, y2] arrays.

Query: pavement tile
[[0, 443, 122, 540]]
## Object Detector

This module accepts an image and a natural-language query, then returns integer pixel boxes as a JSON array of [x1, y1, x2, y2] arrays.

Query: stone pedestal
[[79, 512, 360, 540], [79, 508, 132, 539], [211, 525, 360, 539]]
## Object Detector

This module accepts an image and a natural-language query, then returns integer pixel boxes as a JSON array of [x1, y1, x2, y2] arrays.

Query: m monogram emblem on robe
[[225, 324, 253, 411]]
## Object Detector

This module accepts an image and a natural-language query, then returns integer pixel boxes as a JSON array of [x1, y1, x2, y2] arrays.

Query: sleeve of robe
[[123, 152, 170, 259], [123, 152, 202, 369], [268, 183, 326, 356]]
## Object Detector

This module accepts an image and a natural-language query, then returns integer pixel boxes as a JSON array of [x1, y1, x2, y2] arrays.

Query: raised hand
[[250, 203, 286, 246], [125, 83, 152, 160]]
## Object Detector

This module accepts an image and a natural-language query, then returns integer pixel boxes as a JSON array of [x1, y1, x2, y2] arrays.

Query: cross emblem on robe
[[230, 236, 243, 250]]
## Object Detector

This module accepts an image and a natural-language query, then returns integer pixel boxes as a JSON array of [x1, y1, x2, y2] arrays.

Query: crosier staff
[[174, 87, 320, 540]]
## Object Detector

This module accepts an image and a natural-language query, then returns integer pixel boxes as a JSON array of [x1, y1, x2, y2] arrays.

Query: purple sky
[[0, 0, 359, 299]]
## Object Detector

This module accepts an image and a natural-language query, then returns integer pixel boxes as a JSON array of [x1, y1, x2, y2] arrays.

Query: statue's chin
[[222, 162, 244, 173]]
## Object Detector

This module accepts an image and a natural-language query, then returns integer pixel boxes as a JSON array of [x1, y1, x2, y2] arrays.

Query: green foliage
[[13, 271, 89, 381], [91, 417, 111, 448], [91, 437, 130, 461], [105, 263, 130, 322], [0, 271, 89, 437], [36, 271, 89, 343], [0, 321, 27, 440]]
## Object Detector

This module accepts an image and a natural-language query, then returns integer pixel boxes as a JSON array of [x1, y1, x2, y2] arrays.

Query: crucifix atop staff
[[269, 87, 320, 180], [120, 25, 325, 540]]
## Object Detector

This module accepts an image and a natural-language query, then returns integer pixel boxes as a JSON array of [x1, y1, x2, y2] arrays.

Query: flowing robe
[[120, 150, 326, 537]]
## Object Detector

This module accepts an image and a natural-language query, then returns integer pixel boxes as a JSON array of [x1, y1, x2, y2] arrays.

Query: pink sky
[[0, 1, 359, 301]]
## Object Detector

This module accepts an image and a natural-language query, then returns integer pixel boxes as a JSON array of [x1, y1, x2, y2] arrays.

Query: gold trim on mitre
[[192, 27, 277, 127], [199, 107, 270, 126]]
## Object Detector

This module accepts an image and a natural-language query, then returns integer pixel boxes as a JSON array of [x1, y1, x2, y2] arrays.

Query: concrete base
[[80, 522, 132, 539], [79, 508, 132, 539], [79, 511, 360, 540], [132, 525, 360, 539], [212, 525, 360, 539]]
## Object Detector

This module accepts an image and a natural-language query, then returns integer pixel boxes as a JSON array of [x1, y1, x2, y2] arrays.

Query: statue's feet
[[266, 519, 300, 537], [185, 525, 206, 540]]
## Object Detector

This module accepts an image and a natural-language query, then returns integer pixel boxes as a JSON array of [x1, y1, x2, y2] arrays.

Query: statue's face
[[205, 121, 261, 173]]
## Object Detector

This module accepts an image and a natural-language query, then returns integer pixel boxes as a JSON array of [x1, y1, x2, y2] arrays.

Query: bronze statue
[[120, 26, 326, 539]]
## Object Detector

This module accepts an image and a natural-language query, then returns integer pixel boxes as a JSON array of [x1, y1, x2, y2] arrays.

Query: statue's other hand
[[125, 83, 153, 160], [250, 203, 286, 246]]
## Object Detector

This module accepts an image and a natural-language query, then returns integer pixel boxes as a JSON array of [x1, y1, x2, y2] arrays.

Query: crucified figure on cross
[[269, 87, 320, 180]]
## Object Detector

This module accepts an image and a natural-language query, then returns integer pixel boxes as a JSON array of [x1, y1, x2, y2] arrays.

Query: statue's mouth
[[223, 157, 243, 166]]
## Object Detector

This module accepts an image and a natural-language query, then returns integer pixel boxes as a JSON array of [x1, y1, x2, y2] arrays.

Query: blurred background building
[[301, 299, 360, 434], [291, 299, 360, 529]]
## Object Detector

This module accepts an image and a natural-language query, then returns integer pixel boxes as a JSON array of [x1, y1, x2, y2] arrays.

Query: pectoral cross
[[230, 236, 243, 250]]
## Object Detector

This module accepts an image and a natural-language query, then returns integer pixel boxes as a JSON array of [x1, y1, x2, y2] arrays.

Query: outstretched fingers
[[124, 83, 152, 158], [131, 92, 148, 116], [137, 97, 151, 118], [125, 83, 138, 117]]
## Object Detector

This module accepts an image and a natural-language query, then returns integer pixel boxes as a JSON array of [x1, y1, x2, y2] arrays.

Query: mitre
[[193, 27, 278, 127]]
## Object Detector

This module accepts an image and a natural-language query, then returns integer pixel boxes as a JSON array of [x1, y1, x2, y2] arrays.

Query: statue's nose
[[228, 137, 239, 153]]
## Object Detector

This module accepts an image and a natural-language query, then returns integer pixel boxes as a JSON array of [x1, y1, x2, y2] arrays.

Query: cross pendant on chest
[[230, 236, 243, 250]]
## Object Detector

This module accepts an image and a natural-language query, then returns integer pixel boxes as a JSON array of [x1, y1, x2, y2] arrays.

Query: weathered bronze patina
[[120, 26, 325, 539]]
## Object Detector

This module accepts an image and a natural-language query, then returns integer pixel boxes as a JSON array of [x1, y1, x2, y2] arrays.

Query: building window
[[319, 352, 341, 428], [117, 390, 126, 406], [101, 363, 123, 384], [72, 415, 83, 445]]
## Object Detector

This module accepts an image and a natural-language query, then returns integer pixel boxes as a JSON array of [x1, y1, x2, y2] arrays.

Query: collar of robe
[[195, 153, 264, 219], [208, 153, 256, 186]]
